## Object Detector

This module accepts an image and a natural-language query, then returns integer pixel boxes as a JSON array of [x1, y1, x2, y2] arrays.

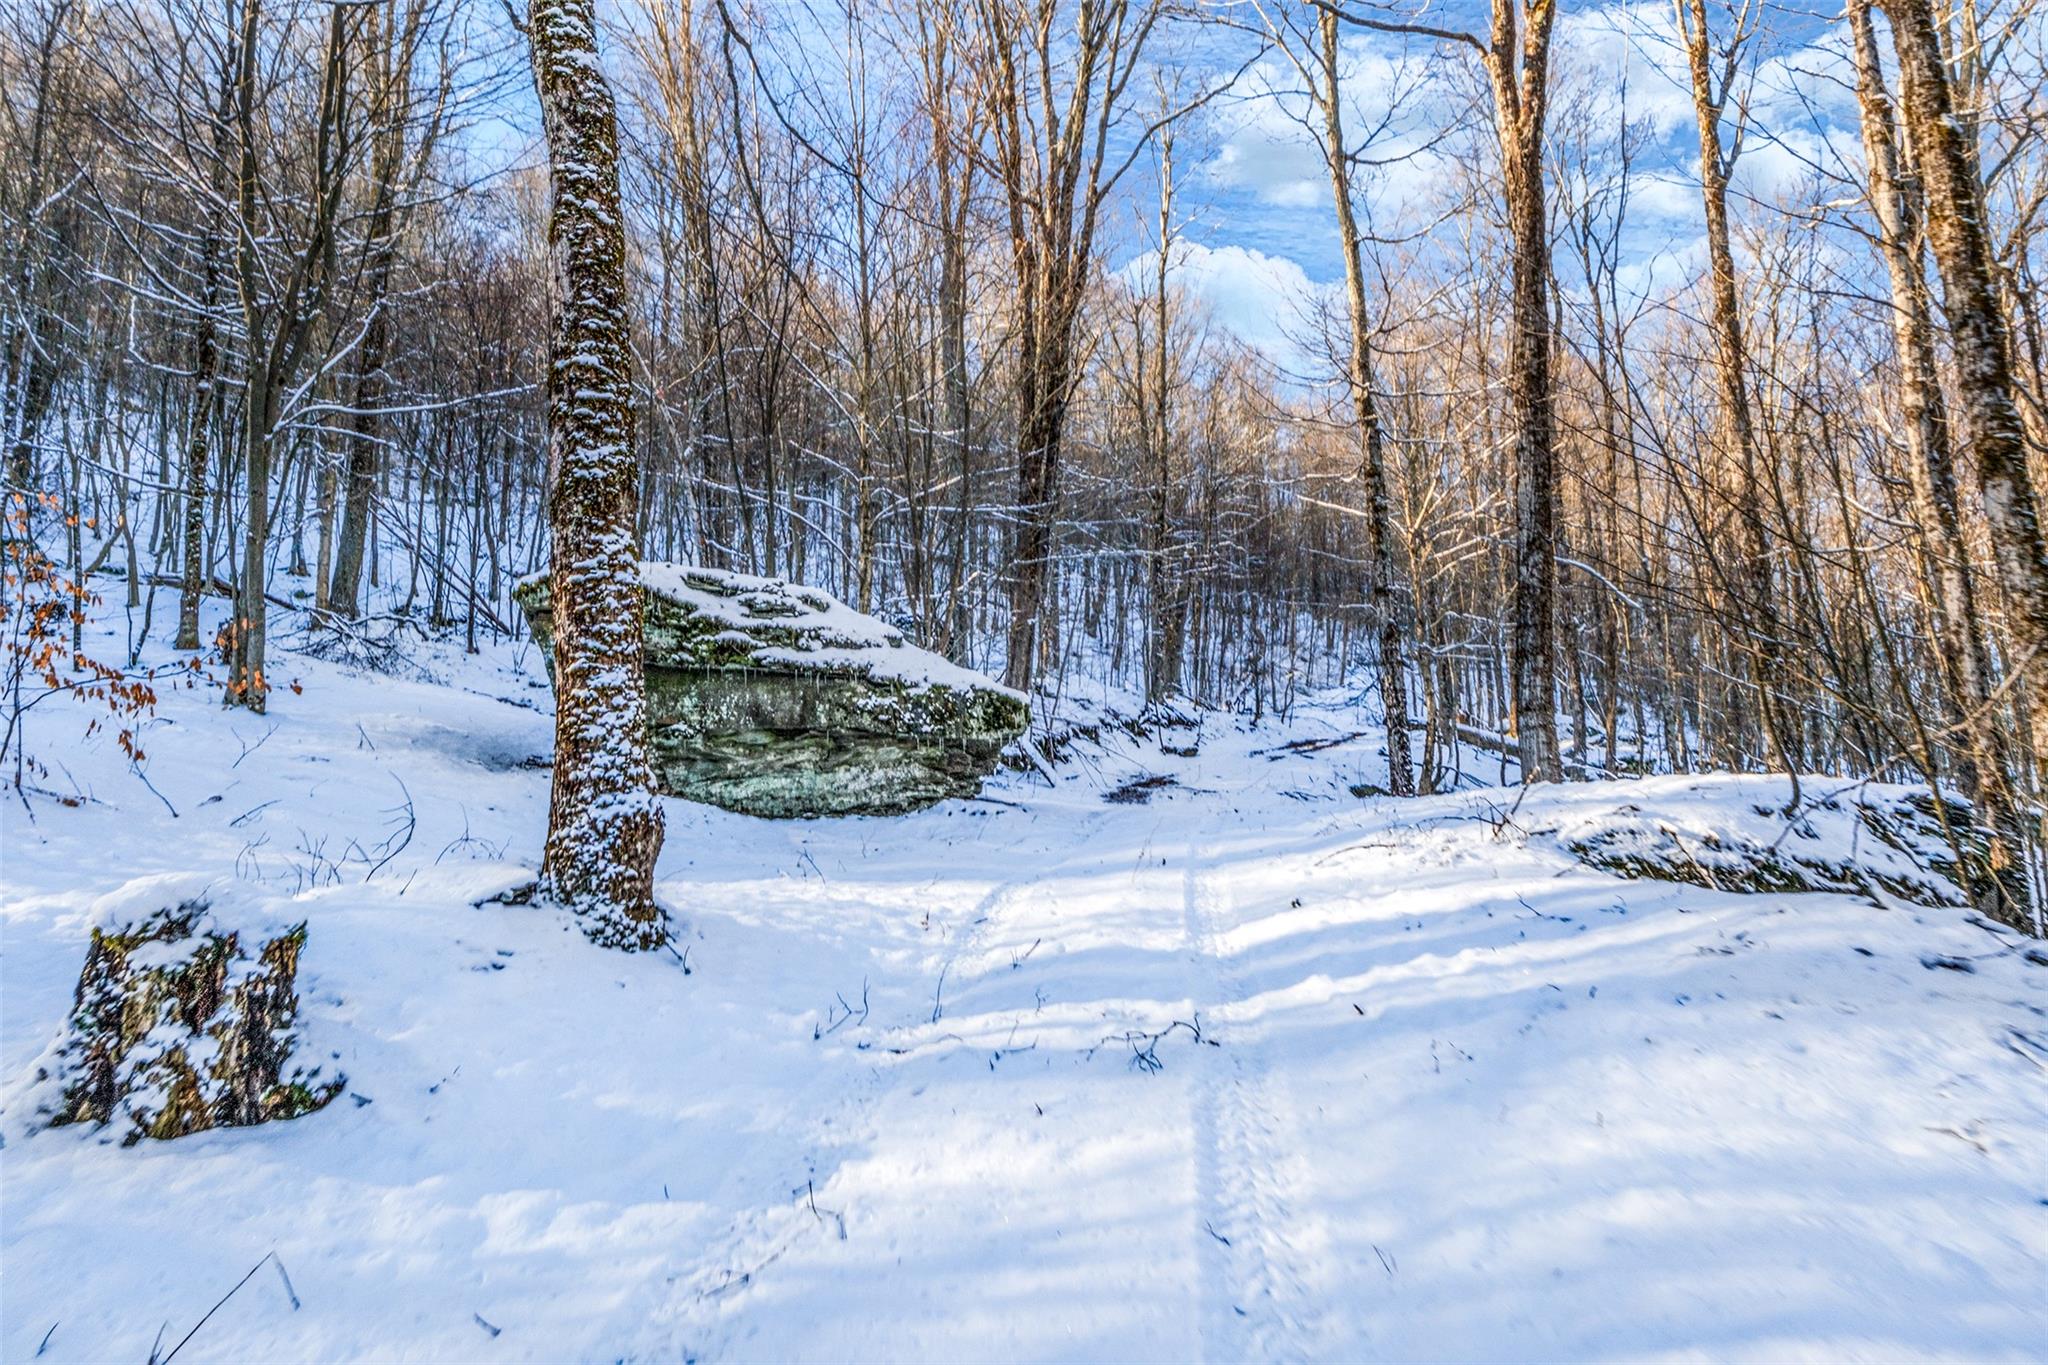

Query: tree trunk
[[1005, 322, 1073, 690], [327, 1, 411, 621], [225, 0, 351, 710], [1320, 9, 1414, 794], [327, 293, 389, 619], [1855, 0, 2032, 931], [174, 244, 219, 652], [1678, 0, 1801, 793], [529, 0, 667, 947], [1883, 0, 2048, 782], [1488, 0, 1562, 783]]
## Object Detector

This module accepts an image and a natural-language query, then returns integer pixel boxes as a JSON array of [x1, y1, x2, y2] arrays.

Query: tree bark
[[1678, 0, 1801, 791], [174, 219, 220, 652], [1486, 0, 1562, 783], [985, 0, 1159, 692], [329, 2, 422, 620], [225, 0, 351, 710], [928, 3, 975, 661], [1883, 0, 2048, 780], [1854, 0, 2032, 931], [529, 0, 667, 946]]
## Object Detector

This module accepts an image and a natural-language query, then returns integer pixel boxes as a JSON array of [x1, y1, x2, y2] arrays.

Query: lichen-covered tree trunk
[[529, 0, 667, 947], [1882, 0, 2048, 787], [1853, 0, 2032, 933], [1319, 9, 1414, 796]]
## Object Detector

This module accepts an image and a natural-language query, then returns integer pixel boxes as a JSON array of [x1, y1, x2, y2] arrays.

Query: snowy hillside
[[3, 596, 2044, 1362]]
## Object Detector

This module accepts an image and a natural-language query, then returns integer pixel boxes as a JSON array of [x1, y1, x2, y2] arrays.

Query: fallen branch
[[1090, 1015, 1217, 1073]]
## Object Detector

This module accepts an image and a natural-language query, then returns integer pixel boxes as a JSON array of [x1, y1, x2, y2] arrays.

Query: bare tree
[[1328, 0, 1561, 781], [223, 0, 357, 710], [977, 0, 1165, 690], [1853, 0, 2032, 929], [1674, 0, 1800, 792]]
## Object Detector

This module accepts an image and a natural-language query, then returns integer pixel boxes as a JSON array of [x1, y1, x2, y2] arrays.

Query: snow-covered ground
[[3, 592, 2044, 1362]]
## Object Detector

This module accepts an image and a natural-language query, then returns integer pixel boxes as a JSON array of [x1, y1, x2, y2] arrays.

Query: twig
[[815, 978, 871, 1038], [804, 1178, 848, 1240], [364, 774, 416, 881], [1661, 824, 1726, 891], [229, 723, 278, 770], [132, 761, 178, 817], [229, 799, 278, 828], [271, 1255, 301, 1310], [1093, 1015, 1217, 1073], [159, 1252, 284, 1364]]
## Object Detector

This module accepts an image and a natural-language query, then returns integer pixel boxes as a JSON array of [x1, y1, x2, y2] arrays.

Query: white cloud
[[1120, 241, 1332, 365], [1203, 34, 1459, 231]]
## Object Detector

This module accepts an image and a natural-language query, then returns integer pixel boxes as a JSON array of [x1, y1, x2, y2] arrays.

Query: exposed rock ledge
[[515, 564, 1029, 818]]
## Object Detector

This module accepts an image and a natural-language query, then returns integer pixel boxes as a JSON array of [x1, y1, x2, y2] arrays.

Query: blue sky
[[1134, 0, 1870, 362]]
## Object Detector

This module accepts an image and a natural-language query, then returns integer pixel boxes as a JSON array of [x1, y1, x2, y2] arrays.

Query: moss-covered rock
[[37, 898, 341, 1143], [516, 564, 1029, 818]]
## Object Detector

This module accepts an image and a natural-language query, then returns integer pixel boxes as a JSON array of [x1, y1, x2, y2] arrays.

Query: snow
[[1, 587, 2043, 1361], [632, 562, 1026, 700]]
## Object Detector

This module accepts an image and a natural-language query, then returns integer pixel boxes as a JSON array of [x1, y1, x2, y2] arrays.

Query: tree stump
[[35, 897, 342, 1143]]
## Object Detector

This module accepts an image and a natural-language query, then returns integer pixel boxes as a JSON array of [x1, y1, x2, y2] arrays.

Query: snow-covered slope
[[2, 595, 2042, 1362]]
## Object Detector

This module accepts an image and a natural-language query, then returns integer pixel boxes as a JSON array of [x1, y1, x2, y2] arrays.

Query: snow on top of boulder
[[636, 562, 1024, 701]]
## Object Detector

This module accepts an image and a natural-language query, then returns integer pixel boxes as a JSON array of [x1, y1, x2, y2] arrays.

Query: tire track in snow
[[1184, 795, 1338, 1364]]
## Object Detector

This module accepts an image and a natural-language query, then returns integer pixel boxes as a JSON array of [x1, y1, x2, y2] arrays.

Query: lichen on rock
[[31, 894, 341, 1144], [515, 564, 1029, 818]]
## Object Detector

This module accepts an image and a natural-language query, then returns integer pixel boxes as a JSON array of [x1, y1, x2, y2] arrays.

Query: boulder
[[515, 564, 1029, 818], [35, 895, 342, 1144]]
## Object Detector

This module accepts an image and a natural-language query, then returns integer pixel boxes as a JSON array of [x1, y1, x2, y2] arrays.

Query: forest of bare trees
[[3, 0, 2045, 931]]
